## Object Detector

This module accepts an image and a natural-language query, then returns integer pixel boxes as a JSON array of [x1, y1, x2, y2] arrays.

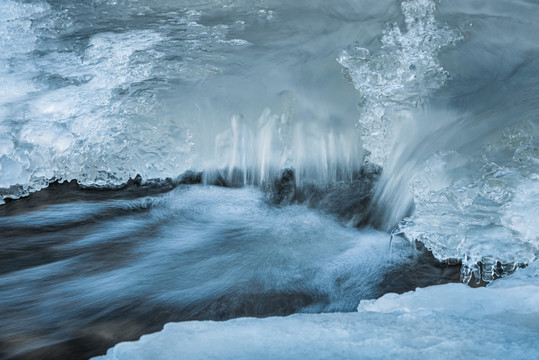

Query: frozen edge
[[94, 262, 539, 360]]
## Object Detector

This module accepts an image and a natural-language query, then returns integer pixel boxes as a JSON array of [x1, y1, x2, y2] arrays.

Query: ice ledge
[[94, 262, 539, 360]]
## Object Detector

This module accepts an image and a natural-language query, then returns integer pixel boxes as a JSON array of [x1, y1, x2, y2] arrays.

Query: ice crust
[[94, 261, 539, 360], [0, 0, 253, 203], [395, 121, 539, 281], [0, 0, 367, 202]]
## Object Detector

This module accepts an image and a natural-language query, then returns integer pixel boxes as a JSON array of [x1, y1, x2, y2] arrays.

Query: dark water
[[0, 179, 459, 360]]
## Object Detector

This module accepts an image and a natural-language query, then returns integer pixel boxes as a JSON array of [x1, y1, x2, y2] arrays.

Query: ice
[[94, 261, 539, 360], [396, 121, 539, 281], [337, 0, 460, 165], [2, 0, 539, 357], [352, 0, 539, 280], [0, 0, 365, 203], [0, 0, 258, 202]]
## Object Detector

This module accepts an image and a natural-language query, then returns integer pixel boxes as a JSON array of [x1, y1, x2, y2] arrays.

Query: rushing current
[[0, 0, 538, 359]]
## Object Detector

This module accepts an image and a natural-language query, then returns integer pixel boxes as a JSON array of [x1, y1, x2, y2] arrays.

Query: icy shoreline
[[95, 261, 539, 360]]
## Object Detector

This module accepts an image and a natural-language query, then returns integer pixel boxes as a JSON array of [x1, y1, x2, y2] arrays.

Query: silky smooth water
[[0, 182, 459, 359]]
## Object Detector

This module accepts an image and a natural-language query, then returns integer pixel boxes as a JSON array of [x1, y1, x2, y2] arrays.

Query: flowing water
[[0, 0, 538, 359]]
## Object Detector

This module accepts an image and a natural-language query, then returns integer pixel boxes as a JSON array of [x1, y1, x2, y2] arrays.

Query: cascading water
[[1, 0, 538, 359], [343, 0, 539, 281]]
